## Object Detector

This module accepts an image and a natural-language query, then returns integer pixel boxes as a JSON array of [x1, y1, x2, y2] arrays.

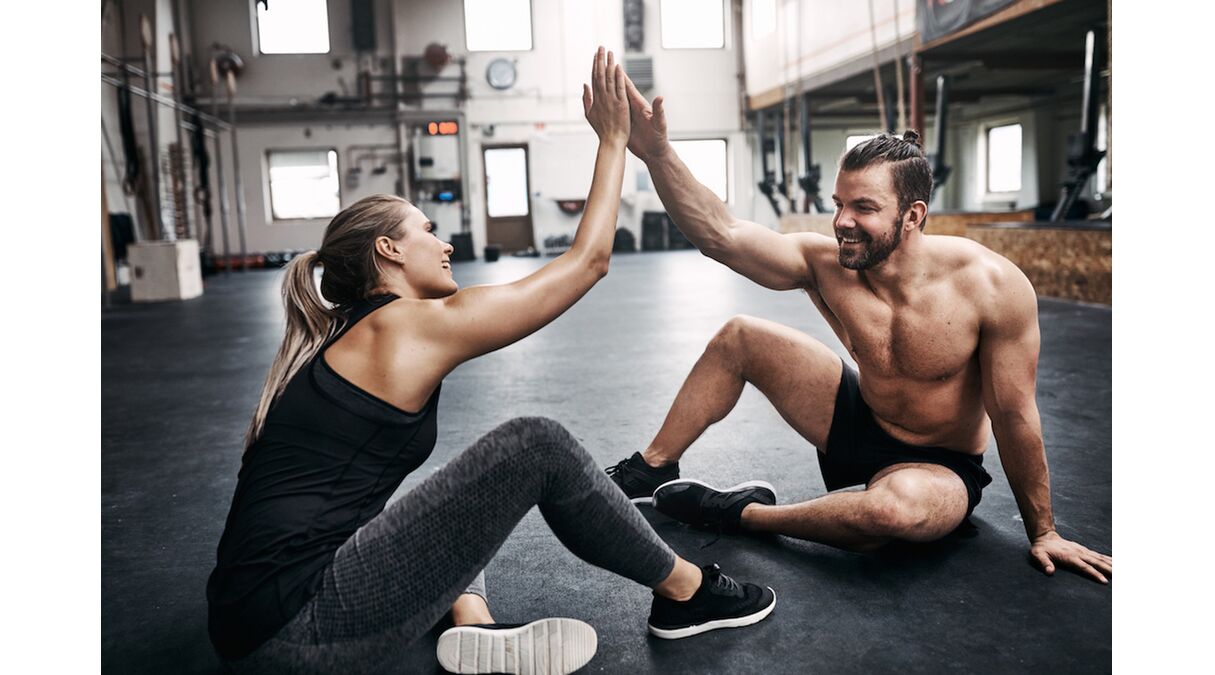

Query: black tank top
[[206, 294, 442, 660]]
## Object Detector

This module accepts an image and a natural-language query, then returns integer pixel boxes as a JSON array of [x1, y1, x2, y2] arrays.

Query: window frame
[[669, 137, 730, 203], [463, 0, 535, 53], [482, 145, 533, 218], [254, 0, 332, 56], [1092, 104, 1110, 198], [980, 121, 1024, 197], [660, 0, 727, 50], [265, 147, 343, 223], [845, 133, 878, 152]]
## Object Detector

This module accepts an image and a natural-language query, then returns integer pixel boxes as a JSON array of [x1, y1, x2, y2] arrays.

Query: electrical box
[[413, 130, 460, 181], [127, 240, 203, 302]]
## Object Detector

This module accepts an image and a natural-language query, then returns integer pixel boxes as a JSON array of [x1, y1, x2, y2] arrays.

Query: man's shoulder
[[928, 235, 1024, 281], [927, 235, 1033, 308]]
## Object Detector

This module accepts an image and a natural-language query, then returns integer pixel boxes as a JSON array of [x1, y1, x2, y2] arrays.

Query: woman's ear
[[374, 235, 405, 263]]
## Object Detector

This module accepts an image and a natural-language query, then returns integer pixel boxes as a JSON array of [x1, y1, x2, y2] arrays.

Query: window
[[661, 0, 724, 49], [1093, 105, 1109, 197], [670, 139, 728, 201], [483, 148, 530, 217], [846, 134, 877, 151], [267, 150, 341, 220], [985, 123, 1022, 193], [256, 0, 330, 55], [464, 0, 533, 52]]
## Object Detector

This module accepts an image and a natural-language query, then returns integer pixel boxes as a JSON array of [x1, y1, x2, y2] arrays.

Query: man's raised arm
[[979, 263, 1113, 584], [622, 76, 828, 291]]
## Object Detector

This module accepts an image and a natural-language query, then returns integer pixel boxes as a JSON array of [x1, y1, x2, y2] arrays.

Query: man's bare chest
[[812, 287, 980, 382]]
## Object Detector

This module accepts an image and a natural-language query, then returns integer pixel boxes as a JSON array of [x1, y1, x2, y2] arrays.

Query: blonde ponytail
[[244, 251, 341, 447], [243, 194, 412, 448]]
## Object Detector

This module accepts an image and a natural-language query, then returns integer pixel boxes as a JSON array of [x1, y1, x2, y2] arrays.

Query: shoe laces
[[704, 564, 743, 597], [605, 458, 633, 479]]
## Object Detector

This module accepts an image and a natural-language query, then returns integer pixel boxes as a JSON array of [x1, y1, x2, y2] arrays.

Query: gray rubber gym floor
[[102, 250, 1112, 673]]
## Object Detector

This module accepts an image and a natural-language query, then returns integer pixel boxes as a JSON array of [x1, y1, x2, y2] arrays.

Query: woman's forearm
[[569, 137, 627, 274]]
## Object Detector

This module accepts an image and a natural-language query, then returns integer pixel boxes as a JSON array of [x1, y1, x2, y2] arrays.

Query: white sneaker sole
[[647, 589, 777, 639], [630, 495, 654, 505], [653, 478, 778, 502], [436, 618, 597, 674]]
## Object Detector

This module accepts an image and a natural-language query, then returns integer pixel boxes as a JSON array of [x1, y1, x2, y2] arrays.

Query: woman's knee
[[489, 416, 588, 466]]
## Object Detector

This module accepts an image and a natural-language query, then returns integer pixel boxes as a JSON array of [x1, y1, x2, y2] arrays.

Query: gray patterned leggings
[[228, 417, 677, 673]]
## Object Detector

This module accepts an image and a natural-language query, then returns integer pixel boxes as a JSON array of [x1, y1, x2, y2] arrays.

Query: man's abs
[[858, 367, 991, 454]]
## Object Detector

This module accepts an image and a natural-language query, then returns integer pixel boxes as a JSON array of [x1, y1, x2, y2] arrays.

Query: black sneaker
[[605, 452, 680, 504], [648, 564, 776, 639], [436, 617, 597, 674], [652, 479, 776, 531]]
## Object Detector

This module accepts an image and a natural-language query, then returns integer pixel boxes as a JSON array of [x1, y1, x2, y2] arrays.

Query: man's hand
[[1030, 531, 1113, 584], [582, 47, 629, 146], [620, 71, 670, 162]]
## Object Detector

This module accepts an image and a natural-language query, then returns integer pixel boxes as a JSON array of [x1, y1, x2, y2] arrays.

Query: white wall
[[743, 0, 916, 98], [151, 0, 751, 257], [188, 0, 396, 105], [105, 0, 1105, 261]]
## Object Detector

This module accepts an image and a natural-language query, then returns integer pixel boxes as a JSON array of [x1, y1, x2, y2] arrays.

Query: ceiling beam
[[917, 0, 1067, 53], [922, 51, 1085, 70]]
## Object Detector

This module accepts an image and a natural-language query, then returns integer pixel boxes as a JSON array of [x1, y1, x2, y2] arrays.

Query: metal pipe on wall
[[210, 59, 233, 271], [1080, 29, 1102, 141], [169, 33, 192, 240], [909, 54, 924, 136], [891, 0, 907, 132], [732, 0, 749, 131], [930, 75, 951, 193], [388, 0, 410, 202], [140, 15, 167, 240], [100, 55, 232, 130], [226, 70, 249, 270], [455, 111, 471, 233]]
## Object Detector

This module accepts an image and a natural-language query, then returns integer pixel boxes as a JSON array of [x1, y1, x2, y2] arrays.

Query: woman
[[206, 49, 775, 674]]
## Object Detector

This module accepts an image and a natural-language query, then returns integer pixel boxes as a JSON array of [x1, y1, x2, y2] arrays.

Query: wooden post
[[102, 165, 117, 292], [909, 54, 924, 136], [1106, 0, 1112, 194]]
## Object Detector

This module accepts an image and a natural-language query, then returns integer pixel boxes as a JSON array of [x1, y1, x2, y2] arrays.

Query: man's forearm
[[994, 414, 1056, 540], [645, 145, 734, 256]]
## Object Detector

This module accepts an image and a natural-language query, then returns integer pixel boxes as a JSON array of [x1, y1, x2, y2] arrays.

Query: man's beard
[[838, 213, 904, 270]]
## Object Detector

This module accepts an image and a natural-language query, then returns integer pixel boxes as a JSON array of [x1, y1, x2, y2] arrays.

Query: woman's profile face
[[395, 203, 458, 299]]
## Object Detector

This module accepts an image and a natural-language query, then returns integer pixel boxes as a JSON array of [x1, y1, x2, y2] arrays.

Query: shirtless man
[[604, 79, 1112, 584]]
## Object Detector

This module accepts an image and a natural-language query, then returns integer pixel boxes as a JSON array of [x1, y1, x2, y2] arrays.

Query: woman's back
[[206, 294, 442, 661]]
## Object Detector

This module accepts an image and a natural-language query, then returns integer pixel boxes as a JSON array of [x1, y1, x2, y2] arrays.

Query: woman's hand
[[582, 47, 629, 145]]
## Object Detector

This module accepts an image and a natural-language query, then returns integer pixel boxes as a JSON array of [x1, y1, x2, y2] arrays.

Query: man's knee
[[864, 471, 963, 541], [863, 496, 921, 538], [706, 315, 760, 358]]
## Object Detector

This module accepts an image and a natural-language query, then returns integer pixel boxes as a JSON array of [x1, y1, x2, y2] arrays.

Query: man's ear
[[905, 201, 928, 230]]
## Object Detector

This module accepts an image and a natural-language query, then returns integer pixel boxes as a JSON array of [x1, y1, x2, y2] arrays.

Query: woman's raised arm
[[416, 47, 631, 364]]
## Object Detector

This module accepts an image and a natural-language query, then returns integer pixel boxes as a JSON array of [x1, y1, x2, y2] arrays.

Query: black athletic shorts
[[820, 361, 993, 516]]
